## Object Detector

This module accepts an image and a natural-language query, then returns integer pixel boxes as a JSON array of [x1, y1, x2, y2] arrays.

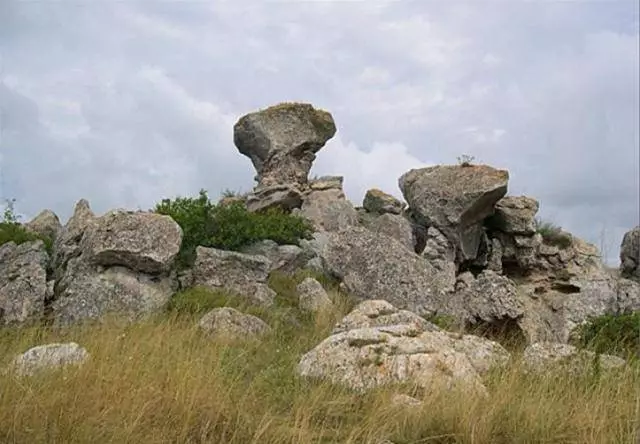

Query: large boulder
[[187, 247, 276, 307], [233, 103, 337, 188], [0, 241, 48, 326], [199, 307, 271, 339], [399, 164, 509, 263], [364, 213, 415, 252], [522, 342, 625, 374], [320, 226, 454, 316], [24, 209, 62, 241], [620, 226, 640, 280], [240, 240, 309, 275], [7, 342, 89, 377], [490, 196, 539, 235], [81, 210, 182, 274], [297, 300, 509, 393], [297, 277, 333, 313], [299, 189, 359, 232], [362, 189, 405, 215], [51, 199, 95, 281], [245, 184, 304, 213]]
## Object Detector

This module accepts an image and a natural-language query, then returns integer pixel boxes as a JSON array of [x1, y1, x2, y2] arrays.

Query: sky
[[0, 0, 638, 265]]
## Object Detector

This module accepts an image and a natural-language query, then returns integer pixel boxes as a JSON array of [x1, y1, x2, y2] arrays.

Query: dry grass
[[1, 283, 639, 444]]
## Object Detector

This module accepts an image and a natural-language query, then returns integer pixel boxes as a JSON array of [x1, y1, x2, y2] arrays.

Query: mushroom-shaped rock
[[399, 164, 509, 263], [233, 103, 337, 187]]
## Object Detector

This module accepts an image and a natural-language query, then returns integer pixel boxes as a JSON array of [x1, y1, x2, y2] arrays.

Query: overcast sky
[[1, 1, 638, 264]]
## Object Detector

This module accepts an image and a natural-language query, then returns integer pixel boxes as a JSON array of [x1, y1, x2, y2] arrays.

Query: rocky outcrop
[[362, 213, 415, 252], [0, 241, 48, 326], [363, 189, 405, 215], [51, 199, 95, 282], [297, 300, 509, 393], [399, 164, 509, 263], [321, 226, 454, 316], [245, 184, 304, 213], [299, 188, 359, 232], [297, 277, 333, 313], [234, 103, 336, 188], [620, 226, 639, 280], [8, 342, 89, 377], [187, 247, 276, 307], [240, 240, 309, 275], [199, 307, 271, 339], [522, 342, 626, 373], [490, 196, 539, 235], [25, 209, 62, 241]]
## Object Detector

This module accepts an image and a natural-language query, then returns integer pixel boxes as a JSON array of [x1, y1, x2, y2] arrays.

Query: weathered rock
[[321, 226, 453, 316], [233, 103, 337, 187], [245, 184, 304, 213], [188, 247, 276, 307], [299, 232, 330, 273], [241, 240, 308, 275], [332, 300, 440, 334], [51, 260, 176, 326], [300, 189, 359, 232], [199, 307, 271, 339], [399, 165, 509, 262], [615, 278, 640, 313], [309, 176, 344, 191], [390, 394, 423, 409], [365, 213, 415, 251], [490, 196, 539, 235], [51, 199, 96, 282], [487, 237, 504, 273], [25, 209, 62, 241], [523, 342, 626, 373], [0, 241, 48, 326], [620, 226, 640, 280], [8, 342, 89, 377], [81, 210, 182, 274], [363, 189, 405, 215], [422, 227, 457, 282], [298, 301, 510, 393], [297, 277, 333, 313]]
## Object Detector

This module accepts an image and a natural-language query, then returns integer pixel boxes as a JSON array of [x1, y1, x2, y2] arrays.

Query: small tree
[[456, 154, 475, 167]]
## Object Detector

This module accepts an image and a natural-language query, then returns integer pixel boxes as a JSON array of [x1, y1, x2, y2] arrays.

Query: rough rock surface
[[422, 227, 457, 283], [364, 213, 415, 252], [0, 241, 48, 326], [491, 196, 539, 235], [300, 189, 359, 232], [332, 300, 440, 334], [188, 247, 276, 307], [52, 261, 176, 326], [81, 210, 182, 274], [620, 226, 640, 280], [522, 342, 626, 373], [8, 342, 89, 376], [363, 189, 405, 215], [399, 165, 508, 262], [297, 277, 333, 313], [309, 176, 344, 191], [233, 103, 337, 187], [297, 301, 509, 393], [25, 209, 62, 241], [241, 240, 309, 275], [245, 184, 304, 213], [321, 226, 453, 316], [199, 307, 271, 339], [51, 199, 95, 282]]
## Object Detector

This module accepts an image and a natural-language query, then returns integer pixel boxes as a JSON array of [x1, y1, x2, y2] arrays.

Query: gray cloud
[[0, 1, 638, 264]]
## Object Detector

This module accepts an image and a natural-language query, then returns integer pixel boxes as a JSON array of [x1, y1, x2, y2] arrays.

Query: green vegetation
[[456, 154, 476, 167], [535, 217, 573, 249], [153, 190, 314, 268], [0, 199, 53, 254], [574, 312, 640, 359]]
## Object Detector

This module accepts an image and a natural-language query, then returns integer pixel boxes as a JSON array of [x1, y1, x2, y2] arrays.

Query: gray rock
[[422, 227, 457, 284], [487, 237, 504, 273], [332, 300, 440, 334], [363, 189, 405, 215], [297, 277, 333, 313], [51, 199, 96, 282], [365, 213, 415, 251], [399, 164, 508, 263], [24, 209, 62, 241], [189, 247, 276, 307], [241, 240, 308, 275], [233, 102, 337, 187], [81, 210, 182, 274], [245, 184, 304, 213], [300, 189, 359, 232], [620, 226, 640, 280], [199, 307, 271, 339], [615, 278, 640, 313], [523, 342, 626, 373], [0, 241, 48, 326], [492, 196, 539, 235], [390, 394, 423, 408], [8, 342, 89, 377], [309, 176, 344, 191], [321, 226, 453, 317], [51, 260, 176, 326]]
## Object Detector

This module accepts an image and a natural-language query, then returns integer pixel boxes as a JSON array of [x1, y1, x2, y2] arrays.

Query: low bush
[[574, 312, 640, 359], [0, 199, 53, 254], [154, 190, 314, 267], [535, 217, 573, 249]]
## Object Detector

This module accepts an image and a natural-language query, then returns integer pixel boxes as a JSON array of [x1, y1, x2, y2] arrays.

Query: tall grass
[[1, 282, 639, 443]]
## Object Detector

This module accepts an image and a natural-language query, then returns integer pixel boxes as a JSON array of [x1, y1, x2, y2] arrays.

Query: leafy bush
[[535, 218, 573, 249], [574, 312, 640, 359], [154, 189, 313, 267], [0, 199, 53, 253]]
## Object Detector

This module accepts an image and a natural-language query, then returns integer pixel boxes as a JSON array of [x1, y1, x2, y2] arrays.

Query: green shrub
[[535, 218, 573, 249], [574, 312, 640, 359], [0, 199, 53, 254], [154, 189, 314, 268]]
